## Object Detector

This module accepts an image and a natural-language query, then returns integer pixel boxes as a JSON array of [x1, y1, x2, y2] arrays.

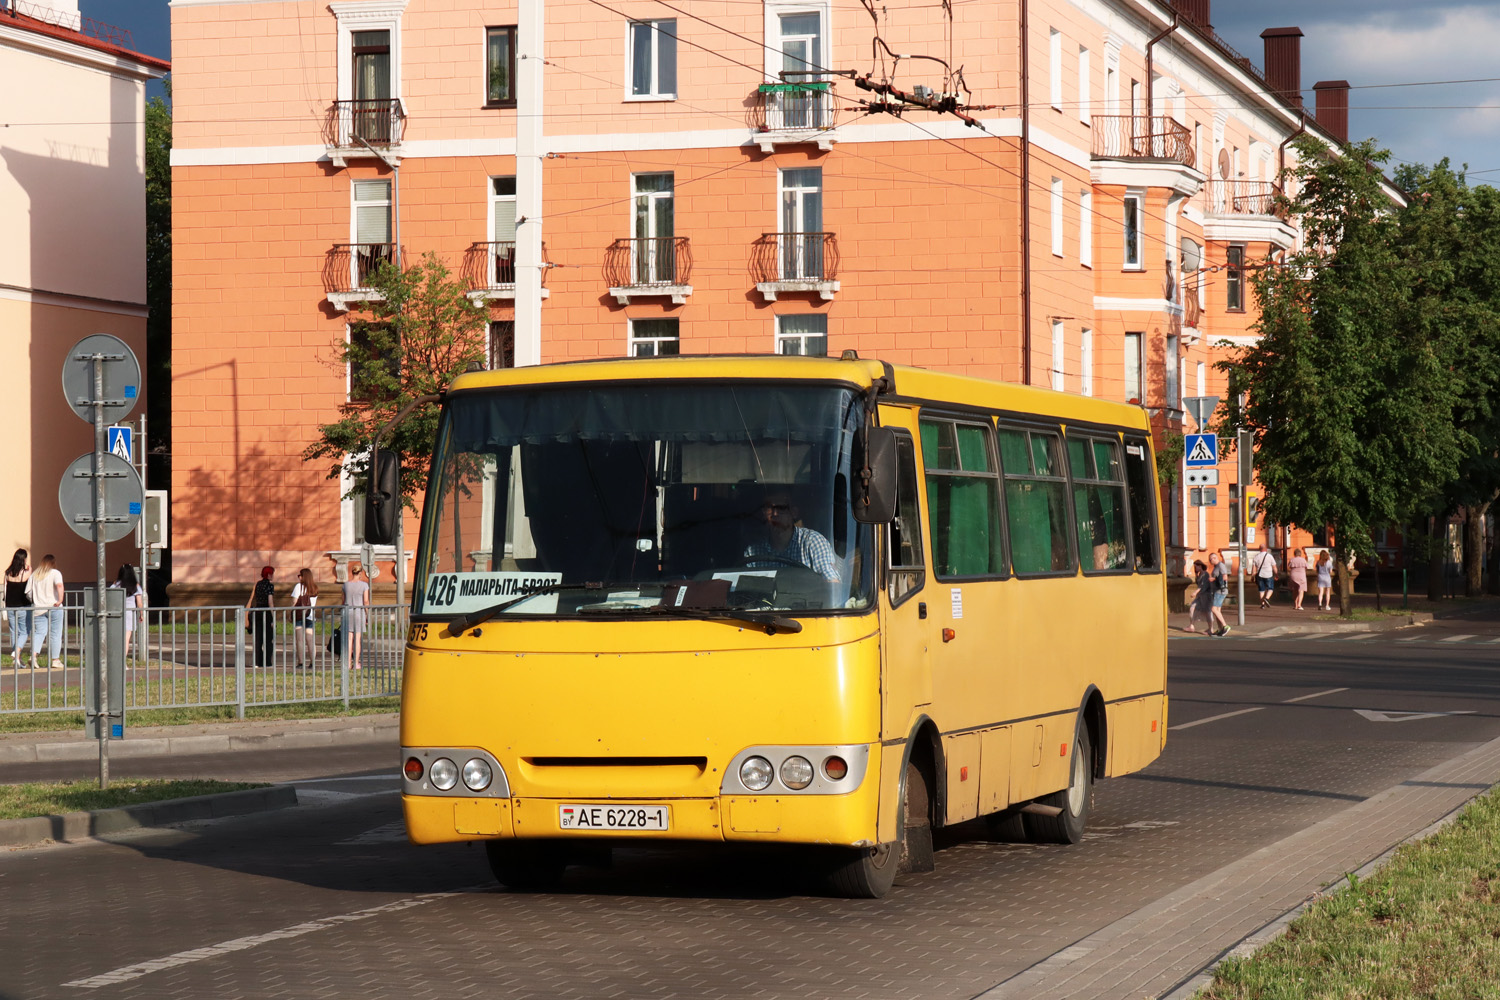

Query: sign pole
[[92, 353, 111, 788], [138, 412, 147, 620]]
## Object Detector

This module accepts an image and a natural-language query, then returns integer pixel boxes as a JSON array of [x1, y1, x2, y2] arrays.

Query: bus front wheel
[[485, 839, 569, 890], [1023, 726, 1094, 845], [825, 759, 929, 898]]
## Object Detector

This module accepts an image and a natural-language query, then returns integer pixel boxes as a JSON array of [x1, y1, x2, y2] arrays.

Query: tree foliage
[[145, 83, 172, 472], [1215, 137, 1473, 610], [302, 252, 489, 504]]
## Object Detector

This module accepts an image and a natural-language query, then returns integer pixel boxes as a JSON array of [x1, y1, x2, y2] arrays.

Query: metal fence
[[0, 604, 406, 720]]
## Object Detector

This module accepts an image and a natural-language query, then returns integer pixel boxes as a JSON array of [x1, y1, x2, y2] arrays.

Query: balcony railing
[[604, 237, 691, 289], [324, 99, 407, 148], [753, 82, 835, 133], [324, 243, 400, 302], [751, 232, 840, 284], [1091, 116, 1195, 168], [1207, 180, 1286, 218], [462, 241, 550, 297]]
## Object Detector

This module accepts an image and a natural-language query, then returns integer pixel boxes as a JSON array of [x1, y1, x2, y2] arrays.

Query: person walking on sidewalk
[[290, 568, 319, 667], [26, 554, 65, 670], [341, 562, 370, 671], [109, 564, 145, 663], [1209, 551, 1231, 637], [1187, 559, 1211, 632], [246, 566, 277, 668], [1288, 547, 1309, 611], [4, 549, 31, 667], [1248, 543, 1278, 608], [1315, 550, 1335, 610]]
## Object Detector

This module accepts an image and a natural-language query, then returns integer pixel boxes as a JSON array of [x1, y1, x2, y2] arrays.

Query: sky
[[82, 0, 1500, 182]]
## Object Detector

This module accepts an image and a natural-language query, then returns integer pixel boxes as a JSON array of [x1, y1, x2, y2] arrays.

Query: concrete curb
[[1255, 611, 1433, 637], [0, 716, 400, 765], [0, 784, 298, 848]]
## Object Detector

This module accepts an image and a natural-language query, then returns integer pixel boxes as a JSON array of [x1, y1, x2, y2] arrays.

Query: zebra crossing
[[1174, 628, 1500, 646]]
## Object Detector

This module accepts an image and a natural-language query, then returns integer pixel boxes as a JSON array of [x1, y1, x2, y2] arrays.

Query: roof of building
[[1, 6, 170, 73]]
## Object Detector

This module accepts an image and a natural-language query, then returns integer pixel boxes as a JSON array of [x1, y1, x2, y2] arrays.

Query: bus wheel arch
[[899, 718, 940, 874], [1080, 686, 1107, 780]]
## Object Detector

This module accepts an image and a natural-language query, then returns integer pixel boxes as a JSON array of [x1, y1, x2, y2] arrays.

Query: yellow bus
[[396, 355, 1167, 896]]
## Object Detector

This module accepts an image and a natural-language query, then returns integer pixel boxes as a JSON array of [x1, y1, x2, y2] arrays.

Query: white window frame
[[1078, 46, 1090, 122], [775, 314, 828, 356], [1122, 191, 1143, 270], [628, 317, 680, 356], [625, 19, 677, 101], [1048, 29, 1062, 110], [332, 1, 406, 104], [764, 1, 830, 83], [488, 175, 517, 286], [350, 178, 392, 289], [1079, 188, 1093, 267], [1050, 178, 1064, 257], [1124, 332, 1143, 403], [1165, 333, 1180, 409], [1051, 320, 1065, 391], [1081, 328, 1093, 397]]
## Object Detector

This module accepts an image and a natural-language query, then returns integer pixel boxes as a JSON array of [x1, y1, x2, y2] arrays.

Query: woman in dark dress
[[245, 565, 277, 667]]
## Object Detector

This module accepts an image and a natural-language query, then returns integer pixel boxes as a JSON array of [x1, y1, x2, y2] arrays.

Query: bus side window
[[887, 430, 926, 605], [1123, 438, 1159, 571], [997, 425, 1075, 576]]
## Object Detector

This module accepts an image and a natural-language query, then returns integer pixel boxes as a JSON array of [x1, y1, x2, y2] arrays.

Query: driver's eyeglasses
[[761, 503, 791, 512]]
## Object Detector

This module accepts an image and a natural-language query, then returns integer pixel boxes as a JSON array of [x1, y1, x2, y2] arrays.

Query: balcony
[[1090, 115, 1202, 196], [462, 241, 551, 303], [604, 237, 692, 305], [323, 243, 400, 312], [323, 99, 407, 166], [1203, 179, 1297, 249], [752, 232, 840, 301], [751, 82, 837, 152]]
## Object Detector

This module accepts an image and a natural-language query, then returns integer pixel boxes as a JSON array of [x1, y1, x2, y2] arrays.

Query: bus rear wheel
[[1023, 727, 1093, 845], [485, 839, 569, 890]]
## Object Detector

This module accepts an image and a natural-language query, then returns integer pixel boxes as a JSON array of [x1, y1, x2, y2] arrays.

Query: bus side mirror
[[855, 427, 898, 524], [364, 449, 401, 545]]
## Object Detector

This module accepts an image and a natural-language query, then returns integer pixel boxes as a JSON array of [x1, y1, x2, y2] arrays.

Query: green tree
[[145, 83, 171, 486], [1216, 137, 1471, 615], [303, 253, 490, 597]]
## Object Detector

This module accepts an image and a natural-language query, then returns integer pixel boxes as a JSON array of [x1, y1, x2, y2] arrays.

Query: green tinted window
[[1067, 437, 1090, 478], [1124, 438, 1159, 570], [1070, 436, 1129, 572], [920, 417, 1005, 578], [1000, 426, 1074, 575], [998, 429, 1030, 474]]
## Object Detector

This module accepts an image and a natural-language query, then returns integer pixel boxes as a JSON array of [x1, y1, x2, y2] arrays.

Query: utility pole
[[515, 0, 544, 367], [1237, 399, 1251, 627]]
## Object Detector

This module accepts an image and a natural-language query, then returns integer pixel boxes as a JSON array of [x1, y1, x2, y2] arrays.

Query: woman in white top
[[290, 568, 319, 667], [26, 554, 65, 669], [109, 564, 145, 663]]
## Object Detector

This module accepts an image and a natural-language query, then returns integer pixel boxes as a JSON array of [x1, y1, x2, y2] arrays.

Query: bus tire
[[898, 760, 934, 874], [485, 839, 568, 890], [984, 809, 1027, 842], [826, 758, 930, 898], [1023, 726, 1093, 845]]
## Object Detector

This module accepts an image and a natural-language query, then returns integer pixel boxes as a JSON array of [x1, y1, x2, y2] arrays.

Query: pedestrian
[[1187, 559, 1211, 632], [1288, 547, 1309, 611], [26, 554, 65, 670], [245, 565, 276, 668], [4, 548, 32, 667], [342, 562, 370, 670], [1248, 543, 1277, 608], [1209, 551, 1231, 637], [109, 564, 145, 663], [1315, 550, 1334, 610], [290, 568, 319, 667]]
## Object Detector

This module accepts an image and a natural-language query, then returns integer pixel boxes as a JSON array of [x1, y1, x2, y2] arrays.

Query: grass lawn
[[1197, 787, 1500, 999], [0, 779, 266, 820]]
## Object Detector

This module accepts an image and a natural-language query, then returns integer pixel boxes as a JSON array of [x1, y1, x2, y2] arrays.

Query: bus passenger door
[[877, 427, 931, 843]]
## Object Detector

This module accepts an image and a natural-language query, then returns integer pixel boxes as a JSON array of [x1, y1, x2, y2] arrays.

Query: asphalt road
[[2, 616, 1498, 1000]]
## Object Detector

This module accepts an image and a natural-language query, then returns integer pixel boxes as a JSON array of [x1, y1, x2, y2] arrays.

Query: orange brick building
[[168, 0, 1365, 598]]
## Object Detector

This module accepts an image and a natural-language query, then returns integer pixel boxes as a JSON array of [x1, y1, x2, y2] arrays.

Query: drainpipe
[[1144, 10, 1180, 121], [1278, 111, 1306, 181], [1020, 0, 1031, 385]]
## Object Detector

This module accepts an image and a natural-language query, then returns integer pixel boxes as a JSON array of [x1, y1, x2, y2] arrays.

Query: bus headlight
[[779, 756, 814, 789], [462, 757, 493, 791], [429, 757, 459, 790], [740, 756, 774, 791]]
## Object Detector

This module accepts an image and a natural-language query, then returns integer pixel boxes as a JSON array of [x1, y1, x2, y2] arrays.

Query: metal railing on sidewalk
[[0, 604, 406, 721]]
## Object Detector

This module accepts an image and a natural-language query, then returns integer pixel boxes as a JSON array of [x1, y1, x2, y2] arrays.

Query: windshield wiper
[[643, 604, 803, 635], [442, 581, 637, 637]]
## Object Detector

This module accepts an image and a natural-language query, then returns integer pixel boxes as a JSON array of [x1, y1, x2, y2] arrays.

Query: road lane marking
[[1355, 709, 1477, 723], [62, 886, 487, 989], [1170, 707, 1265, 730], [1338, 633, 1377, 641], [1283, 687, 1348, 704], [1441, 634, 1477, 642]]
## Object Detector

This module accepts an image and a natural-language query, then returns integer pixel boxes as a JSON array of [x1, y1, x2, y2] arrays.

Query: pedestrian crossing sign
[[108, 425, 133, 463], [1184, 433, 1217, 467]]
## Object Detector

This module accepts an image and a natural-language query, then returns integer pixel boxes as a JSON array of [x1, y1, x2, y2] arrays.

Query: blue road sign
[[108, 425, 133, 463], [1184, 433, 1218, 467]]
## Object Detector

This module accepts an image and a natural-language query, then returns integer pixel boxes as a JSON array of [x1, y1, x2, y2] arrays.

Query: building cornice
[[0, 19, 167, 80]]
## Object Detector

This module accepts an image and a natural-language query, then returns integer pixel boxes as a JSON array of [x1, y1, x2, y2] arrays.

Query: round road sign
[[61, 334, 140, 424], [57, 452, 144, 543]]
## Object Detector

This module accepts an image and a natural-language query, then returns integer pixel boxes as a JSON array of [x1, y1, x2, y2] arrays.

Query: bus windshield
[[414, 381, 876, 619]]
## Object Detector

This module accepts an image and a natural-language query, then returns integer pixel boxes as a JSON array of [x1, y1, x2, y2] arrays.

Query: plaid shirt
[[745, 527, 841, 582]]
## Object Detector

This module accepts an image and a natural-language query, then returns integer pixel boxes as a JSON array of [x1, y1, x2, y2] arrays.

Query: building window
[[1124, 331, 1143, 403], [348, 322, 399, 403], [779, 166, 824, 279], [352, 179, 393, 286], [1050, 178, 1064, 257], [488, 321, 515, 369], [776, 10, 825, 80], [353, 29, 391, 104], [1079, 189, 1093, 267], [632, 173, 675, 284], [1166, 333, 1180, 408], [628, 19, 677, 99], [489, 175, 517, 284], [1226, 244, 1245, 311], [1081, 328, 1093, 396], [1123, 194, 1142, 269], [1078, 46, 1090, 121], [629, 318, 679, 357], [1051, 320, 1065, 391], [1048, 29, 1062, 109], [485, 26, 516, 106], [776, 314, 827, 355]]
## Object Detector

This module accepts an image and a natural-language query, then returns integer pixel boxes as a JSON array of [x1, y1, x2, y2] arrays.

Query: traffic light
[[1246, 494, 1259, 524]]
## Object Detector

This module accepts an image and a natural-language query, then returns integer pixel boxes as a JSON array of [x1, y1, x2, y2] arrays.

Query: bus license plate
[[558, 804, 669, 831]]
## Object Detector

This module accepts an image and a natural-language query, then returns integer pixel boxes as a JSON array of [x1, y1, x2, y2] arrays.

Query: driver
[[744, 490, 841, 582]]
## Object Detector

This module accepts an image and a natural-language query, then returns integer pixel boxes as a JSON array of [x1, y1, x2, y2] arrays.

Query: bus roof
[[448, 355, 1150, 432]]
